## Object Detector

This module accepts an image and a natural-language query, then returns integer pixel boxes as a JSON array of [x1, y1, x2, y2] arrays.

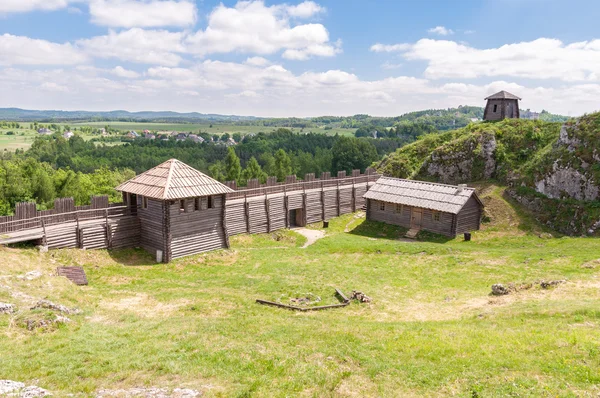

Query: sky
[[1, 0, 599, 117]]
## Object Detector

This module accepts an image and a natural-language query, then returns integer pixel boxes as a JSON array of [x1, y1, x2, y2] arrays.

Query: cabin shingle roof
[[485, 90, 521, 100], [363, 177, 478, 214], [116, 159, 233, 200]]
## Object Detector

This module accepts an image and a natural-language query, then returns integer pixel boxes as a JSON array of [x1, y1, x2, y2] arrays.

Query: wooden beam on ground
[[56, 266, 88, 285], [256, 299, 349, 312]]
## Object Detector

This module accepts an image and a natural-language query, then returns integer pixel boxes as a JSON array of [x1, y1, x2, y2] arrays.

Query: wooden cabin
[[116, 159, 234, 262], [483, 90, 521, 121], [363, 177, 483, 237]]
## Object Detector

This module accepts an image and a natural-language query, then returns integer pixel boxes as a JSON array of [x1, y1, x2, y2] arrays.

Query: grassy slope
[[377, 119, 562, 181], [1, 186, 600, 397]]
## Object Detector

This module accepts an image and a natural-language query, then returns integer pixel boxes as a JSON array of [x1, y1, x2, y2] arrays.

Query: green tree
[[331, 136, 378, 173], [225, 147, 242, 182], [273, 149, 293, 182], [241, 156, 267, 185], [208, 161, 226, 182]]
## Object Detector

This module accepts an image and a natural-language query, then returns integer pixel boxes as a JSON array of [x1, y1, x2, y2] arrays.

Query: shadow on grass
[[349, 219, 454, 243], [108, 247, 156, 266]]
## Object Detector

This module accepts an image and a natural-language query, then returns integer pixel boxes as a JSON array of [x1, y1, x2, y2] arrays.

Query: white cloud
[[89, 0, 197, 28], [110, 66, 140, 78], [186, 1, 339, 60], [370, 43, 411, 53], [284, 1, 324, 18], [0, 34, 87, 66], [41, 82, 70, 92], [244, 56, 271, 66], [428, 26, 454, 36], [0, 0, 75, 14], [2, 61, 600, 117], [77, 28, 185, 66], [398, 38, 600, 81]]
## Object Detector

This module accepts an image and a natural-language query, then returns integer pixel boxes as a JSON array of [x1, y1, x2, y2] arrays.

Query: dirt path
[[294, 228, 326, 248]]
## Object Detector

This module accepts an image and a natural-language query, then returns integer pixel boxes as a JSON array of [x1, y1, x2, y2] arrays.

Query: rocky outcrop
[[421, 132, 496, 184], [534, 163, 599, 201], [533, 124, 600, 201]]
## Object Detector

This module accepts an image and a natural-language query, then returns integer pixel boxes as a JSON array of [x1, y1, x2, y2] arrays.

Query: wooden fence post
[[336, 180, 341, 217], [244, 194, 250, 234], [265, 196, 271, 233], [222, 194, 230, 248]]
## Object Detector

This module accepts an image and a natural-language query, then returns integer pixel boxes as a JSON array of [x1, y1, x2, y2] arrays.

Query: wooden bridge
[[0, 197, 139, 249]]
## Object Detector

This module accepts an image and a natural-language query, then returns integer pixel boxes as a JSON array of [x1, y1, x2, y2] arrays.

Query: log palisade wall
[[224, 174, 376, 237], [0, 172, 379, 262]]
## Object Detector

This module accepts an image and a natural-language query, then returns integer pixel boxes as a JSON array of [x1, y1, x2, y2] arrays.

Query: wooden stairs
[[405, 228, 420, 239]]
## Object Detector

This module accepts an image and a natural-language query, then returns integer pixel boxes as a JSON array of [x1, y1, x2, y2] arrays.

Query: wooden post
[[352, 178, 356, 212], [284, 196, 289, 228], [222, 194, 230, 248], [75, 212, 82, 249], [265, 195, 271, 233], [320, 180, 325, 222], [41, 218, 47, 246], [336, 179, 341, 217], [164, 201, 171, 263], [105, 209, 112, 249], [244, 194, 250, 234], [302, 193, 307, 227]]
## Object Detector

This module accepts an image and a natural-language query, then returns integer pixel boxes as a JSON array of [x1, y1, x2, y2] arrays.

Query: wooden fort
[[0, 159, 379, 262], [483, 90, 521, 121], [363, 177, 483, 237], [116, 159, 234, 262]]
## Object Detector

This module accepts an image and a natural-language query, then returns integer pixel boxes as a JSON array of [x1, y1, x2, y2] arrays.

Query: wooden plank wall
[[168, 194, 228, 259], [454, 196, 482, 234], [368, 200, 456, 237], [225, 176, 377, 236]]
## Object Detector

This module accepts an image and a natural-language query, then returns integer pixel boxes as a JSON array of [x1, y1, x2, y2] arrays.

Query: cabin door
[[411, 208, 423, 229]]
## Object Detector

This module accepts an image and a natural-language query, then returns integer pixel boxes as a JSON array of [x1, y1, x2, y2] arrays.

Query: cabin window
[[395, 204, 403, 214], [142, 196, 148, 209], [194, 197, 200, 211], [432, 211, 441, 222], [379, 201, 385, 211], [180, 199, 186, 212], [493, 104, 498, 113], [208, 196, 213, 209]]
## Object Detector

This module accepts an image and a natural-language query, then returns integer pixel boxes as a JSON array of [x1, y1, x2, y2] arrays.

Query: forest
[[0, 128, 390, 215]]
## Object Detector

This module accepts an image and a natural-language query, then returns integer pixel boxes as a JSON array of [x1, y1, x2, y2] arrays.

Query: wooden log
[[256, 299, 349, 311]]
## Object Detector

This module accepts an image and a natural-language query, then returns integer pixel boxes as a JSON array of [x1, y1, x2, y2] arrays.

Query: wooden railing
[[226, 173, 380, 200], [0, 204, 129, 234]]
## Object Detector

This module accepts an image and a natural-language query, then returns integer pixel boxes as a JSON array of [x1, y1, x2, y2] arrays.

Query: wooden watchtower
[[116, 159, 234, 262], [483, 91, 521, 121]]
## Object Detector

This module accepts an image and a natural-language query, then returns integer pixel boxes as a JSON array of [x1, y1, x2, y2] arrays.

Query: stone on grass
[[0, 302, 16, 314], [30, 300, 81, 315], [491, 284, 509, 296], [0, 380, 51, 397]]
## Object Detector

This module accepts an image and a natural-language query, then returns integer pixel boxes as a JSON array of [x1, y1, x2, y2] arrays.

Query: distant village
[[36, 126, 242, 146]]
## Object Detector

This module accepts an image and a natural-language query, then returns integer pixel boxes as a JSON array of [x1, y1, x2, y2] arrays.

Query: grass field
[[1, 186, 600, 396]]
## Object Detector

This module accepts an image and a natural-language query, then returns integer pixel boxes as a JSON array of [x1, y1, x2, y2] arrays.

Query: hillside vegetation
[[377, 115, 600, 235], [1, 186, 600, 396]]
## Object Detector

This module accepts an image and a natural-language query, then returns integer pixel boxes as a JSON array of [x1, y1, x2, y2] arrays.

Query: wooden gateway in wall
[[363, 177, 484, 237], [116, 159, 234, 262]]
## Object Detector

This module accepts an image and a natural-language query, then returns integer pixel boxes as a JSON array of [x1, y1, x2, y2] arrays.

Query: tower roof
[[116, 159, 234, 200], [485, 90, 521, 100]]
